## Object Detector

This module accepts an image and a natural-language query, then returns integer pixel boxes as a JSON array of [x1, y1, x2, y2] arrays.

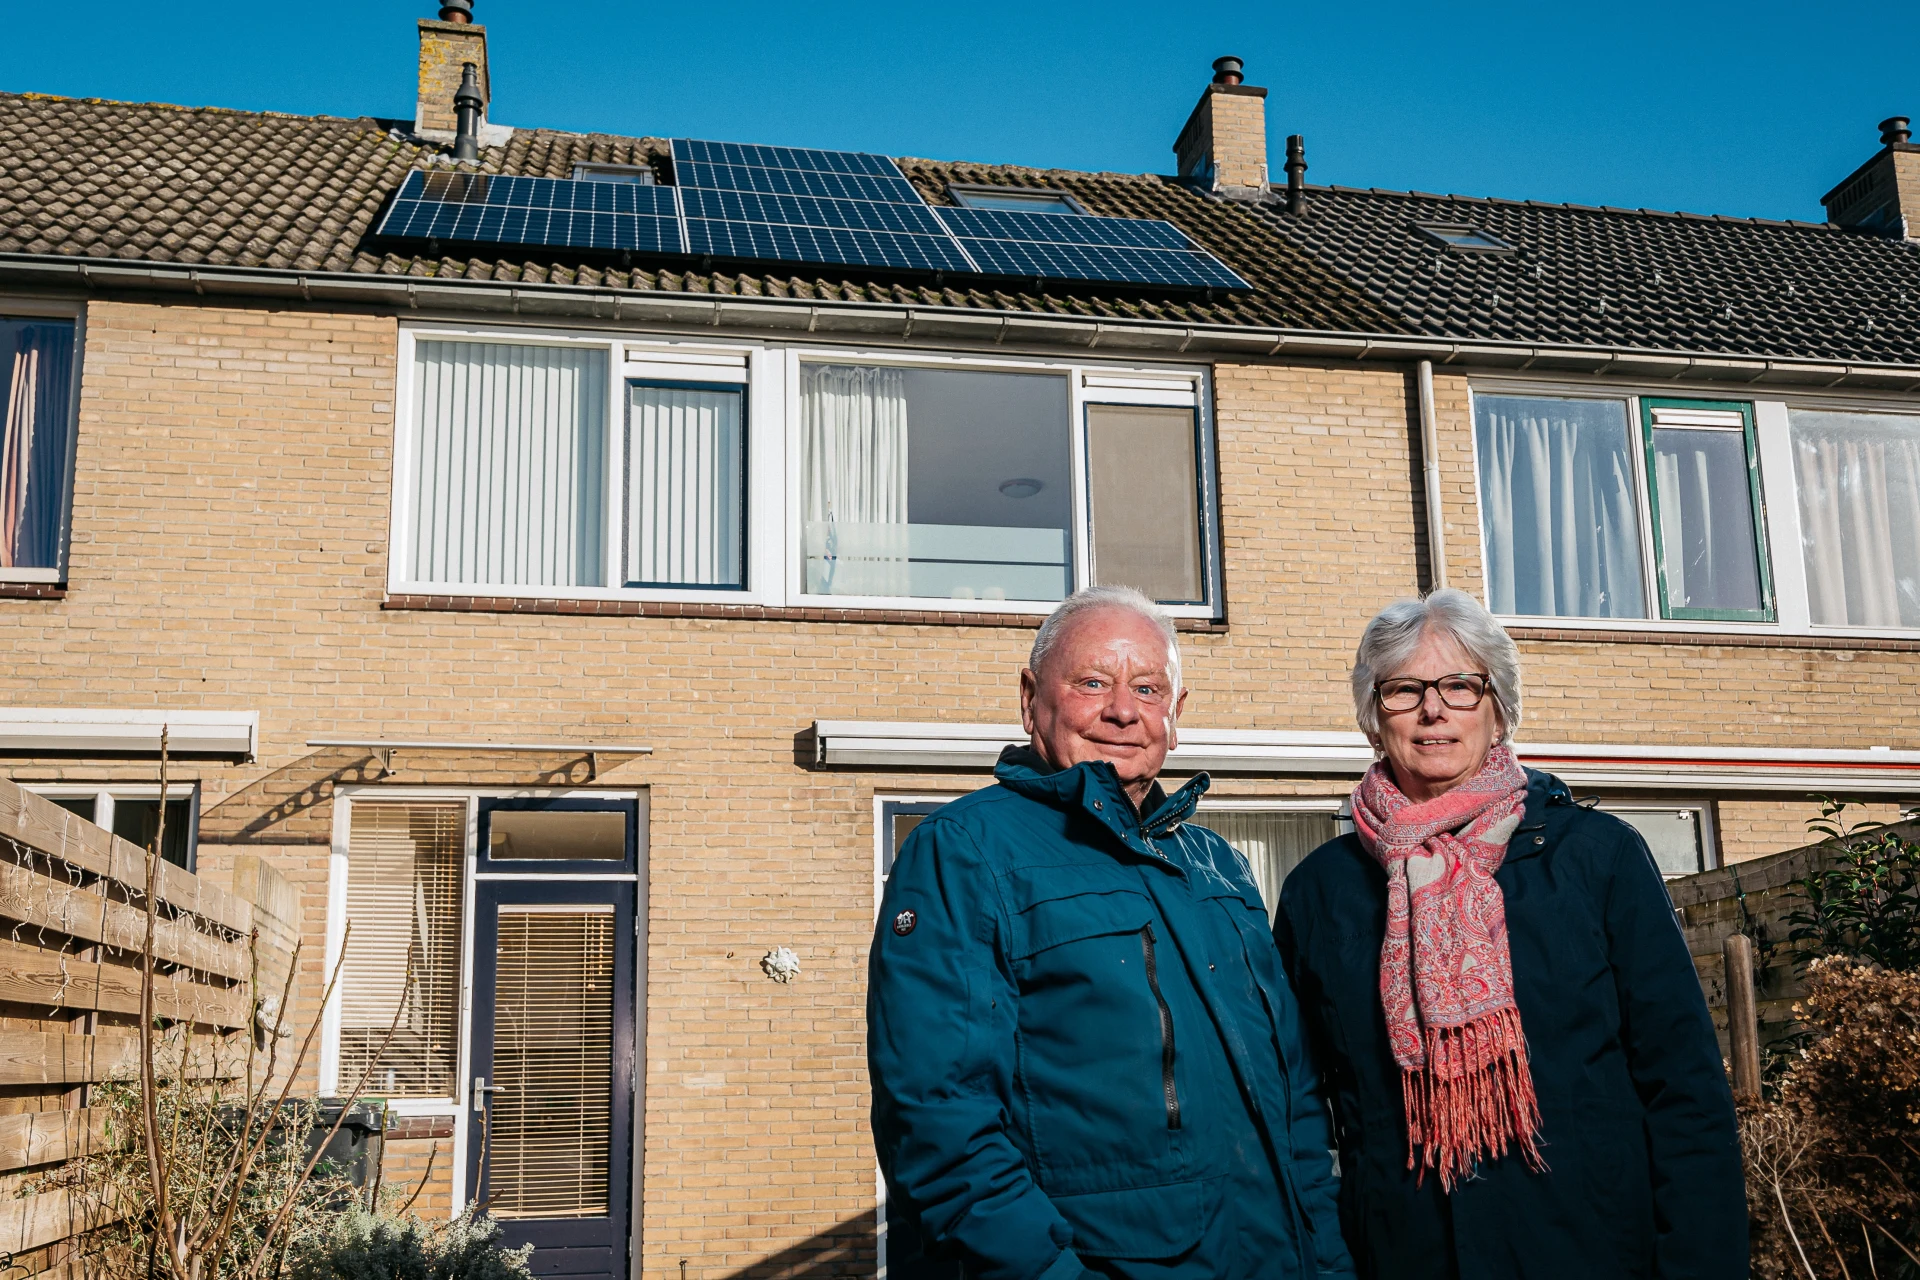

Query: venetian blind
[[484, 907, 615, 1218], [338, 803, 465, 1098]]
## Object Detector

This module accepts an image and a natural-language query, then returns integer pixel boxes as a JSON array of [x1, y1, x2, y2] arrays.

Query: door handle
[[473, 1076, 505, 1112]]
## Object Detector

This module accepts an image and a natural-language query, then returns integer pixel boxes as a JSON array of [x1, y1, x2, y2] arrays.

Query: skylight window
[[949, 185, 1084, 215], [573, 163, 656, 185], [1414, 223, 1514, 252]]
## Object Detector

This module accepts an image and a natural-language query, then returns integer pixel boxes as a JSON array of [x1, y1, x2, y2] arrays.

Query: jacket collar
[[995, 744, 1211, 841], [1506, 767, 1572, 860]]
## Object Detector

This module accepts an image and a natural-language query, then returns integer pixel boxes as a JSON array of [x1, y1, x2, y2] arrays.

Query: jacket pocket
[[1050, 1175, 1222, 1261]]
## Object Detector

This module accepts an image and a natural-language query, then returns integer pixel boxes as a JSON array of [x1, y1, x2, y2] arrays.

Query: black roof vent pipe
[[453, 62, 484, 161], [1284, 134, 1307, 215], [1882, 116, 1913, 146], [439, 0, 474, 21]]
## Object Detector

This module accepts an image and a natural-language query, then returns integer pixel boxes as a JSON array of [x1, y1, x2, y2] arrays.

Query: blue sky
[[4, 2, 1913, 223]]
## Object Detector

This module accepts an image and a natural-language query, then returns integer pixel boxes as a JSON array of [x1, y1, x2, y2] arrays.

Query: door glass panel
[[486, 907, 616, 1218], [489, 809, 627, 860], [1648, 409, 1765, 616], [1086, 404, 1204, 604], [1189, 810, 1340, 920]]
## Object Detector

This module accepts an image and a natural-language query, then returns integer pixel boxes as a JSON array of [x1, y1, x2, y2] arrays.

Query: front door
[[468, 800, 638, 1280]]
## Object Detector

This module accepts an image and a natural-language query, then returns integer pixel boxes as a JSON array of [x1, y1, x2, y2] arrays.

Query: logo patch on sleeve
[[892, 909, 917, 936]]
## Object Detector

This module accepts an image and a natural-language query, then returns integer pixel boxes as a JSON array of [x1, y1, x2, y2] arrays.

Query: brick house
[[3, 8, 1919, 1278]]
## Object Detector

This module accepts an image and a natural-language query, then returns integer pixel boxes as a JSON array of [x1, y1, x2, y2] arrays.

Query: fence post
[[1723, 933, 1761, 1101]]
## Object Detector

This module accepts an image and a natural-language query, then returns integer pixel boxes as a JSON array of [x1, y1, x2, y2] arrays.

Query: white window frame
[[389, 323, 1223, 618], [1592, 796, 1720, 877], [1467, 377, 1920, 641], [323, 785, 644, 1218], [0, 299, 85, 585], [22, 781, 200, 867]]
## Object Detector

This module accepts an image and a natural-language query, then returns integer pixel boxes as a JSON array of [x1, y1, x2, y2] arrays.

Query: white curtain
[[1792, 410, 1920, 628], [1475, 395, 1646, 618], [409, 341, 608, 588], [801, 364, 910, 596], [628, 386, 742, 587]]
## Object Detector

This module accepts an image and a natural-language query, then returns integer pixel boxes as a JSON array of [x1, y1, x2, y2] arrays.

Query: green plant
[[286, 1207, 533, 1280], [1787, 797, 1920, 972]]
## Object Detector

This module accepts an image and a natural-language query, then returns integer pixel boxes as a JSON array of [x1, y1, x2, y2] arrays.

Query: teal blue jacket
[[869, 747, 1352, 1280]]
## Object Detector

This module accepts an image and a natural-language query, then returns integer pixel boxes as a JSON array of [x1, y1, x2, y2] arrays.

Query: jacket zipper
[[1140, 923, 1182, 1130]]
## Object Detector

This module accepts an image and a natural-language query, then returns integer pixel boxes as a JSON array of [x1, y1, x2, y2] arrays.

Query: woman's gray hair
[[1350, 589, 1521, 743], [1030, 586, 1181, 689]]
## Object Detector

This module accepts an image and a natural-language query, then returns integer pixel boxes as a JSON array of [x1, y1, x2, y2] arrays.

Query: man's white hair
[[1029, 586, 1181, 690], [1350, 588, 1522, 743]]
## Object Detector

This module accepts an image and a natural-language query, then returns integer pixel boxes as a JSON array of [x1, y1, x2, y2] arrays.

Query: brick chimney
[[1173, 56, 1269, 194], [1822, 116, 1920, 238], [416, 3, 492, 141]]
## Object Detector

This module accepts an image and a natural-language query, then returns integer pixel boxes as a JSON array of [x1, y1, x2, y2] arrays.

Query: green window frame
[[1640, 397, 1774, 623]]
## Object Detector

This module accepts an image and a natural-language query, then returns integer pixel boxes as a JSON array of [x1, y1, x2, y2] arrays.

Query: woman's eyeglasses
[[1374, 673, 1493, 713]]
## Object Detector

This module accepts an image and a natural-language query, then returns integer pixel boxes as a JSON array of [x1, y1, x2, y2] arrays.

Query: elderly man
[[869, 586, 1351, 1280]]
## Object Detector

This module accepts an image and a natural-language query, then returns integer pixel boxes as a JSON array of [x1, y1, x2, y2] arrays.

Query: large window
[[800, 364, 1072, 602], [1190, 806, 1344, 920], [1475, 392, 1772, 624], [1474, 394, 1646, 619], [1, 315, 78, 579], [336, 802, 466, 1098], [393, 330, 1221, 615], [1790, 408, 1920, 629]]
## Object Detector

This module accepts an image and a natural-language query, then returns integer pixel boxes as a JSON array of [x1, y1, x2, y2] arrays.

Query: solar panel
[[374, 146, 1252, 291], [376, 170, 686, 254], [671, 138, 975, 274], [934, 206, 1251, 290]]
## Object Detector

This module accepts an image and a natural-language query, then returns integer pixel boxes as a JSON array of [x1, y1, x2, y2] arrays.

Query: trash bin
[[218, 1098, 386, 1205]]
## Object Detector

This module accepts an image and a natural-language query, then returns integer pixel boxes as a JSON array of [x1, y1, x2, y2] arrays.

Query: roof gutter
[[10, 253, 1920, 392]]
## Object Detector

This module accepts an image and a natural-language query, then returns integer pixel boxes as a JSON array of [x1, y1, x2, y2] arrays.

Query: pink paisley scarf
[[1349, 743, 1543, 1189]]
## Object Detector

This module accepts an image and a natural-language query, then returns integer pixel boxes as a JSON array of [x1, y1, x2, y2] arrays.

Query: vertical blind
[[408, 340, 608, 588], [0, 318, 76, 571], [1791, 410, 1920, 628], [627, 384, 744, 587], [484, 908, 615, 1219], [1474, 395, 1646, 619], [1190, 810, 1339, 921], [338, 803, 465, 1098], [1085, 404, 1204, 604]]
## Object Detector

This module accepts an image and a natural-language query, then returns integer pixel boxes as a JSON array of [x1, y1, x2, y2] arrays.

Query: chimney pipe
[[453, 62, 484, 161], [1211, 56, 1244, 86], [1882, 116, 1913, 146], [1284, 134, 1307, 215], [438, 0, 473, 21]]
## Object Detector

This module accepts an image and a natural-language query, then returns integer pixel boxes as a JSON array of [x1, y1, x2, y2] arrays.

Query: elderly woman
[[1276, 590, 1747, 1280]]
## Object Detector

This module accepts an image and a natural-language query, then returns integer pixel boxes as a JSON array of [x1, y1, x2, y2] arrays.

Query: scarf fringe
[[1402, 1006, 1546, 1191]]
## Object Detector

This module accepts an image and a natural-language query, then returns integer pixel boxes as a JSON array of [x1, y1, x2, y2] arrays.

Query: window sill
[[383, 593, 1229, 632], [1506, 623, 1920, 652], [0, 581, 65, 600]]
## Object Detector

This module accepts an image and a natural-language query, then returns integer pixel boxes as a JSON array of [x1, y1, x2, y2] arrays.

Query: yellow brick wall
[[4, 300, 1916, 1275]]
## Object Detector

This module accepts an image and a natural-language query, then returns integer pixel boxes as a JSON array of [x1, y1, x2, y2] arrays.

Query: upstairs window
[[1475, 394, 1647, 619], [801, 364, 1073, 602], [1642, 399, 1772, 622], [1, 315, 78, 579], [1789, 408, 1920, 629]]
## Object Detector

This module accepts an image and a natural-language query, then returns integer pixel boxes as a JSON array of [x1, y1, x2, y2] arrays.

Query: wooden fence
[[0, 777, 299, 1280], [1668, 818, 1920, 1056]]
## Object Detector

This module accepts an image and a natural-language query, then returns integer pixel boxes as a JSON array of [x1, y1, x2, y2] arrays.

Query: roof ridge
[[2, 89, 384, 129], [1288, 180, 1834, 230]]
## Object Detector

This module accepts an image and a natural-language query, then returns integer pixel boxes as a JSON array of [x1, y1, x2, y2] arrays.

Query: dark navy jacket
[[870, 748, 1351, 1280], [1277, 770, 1747, 1280]]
